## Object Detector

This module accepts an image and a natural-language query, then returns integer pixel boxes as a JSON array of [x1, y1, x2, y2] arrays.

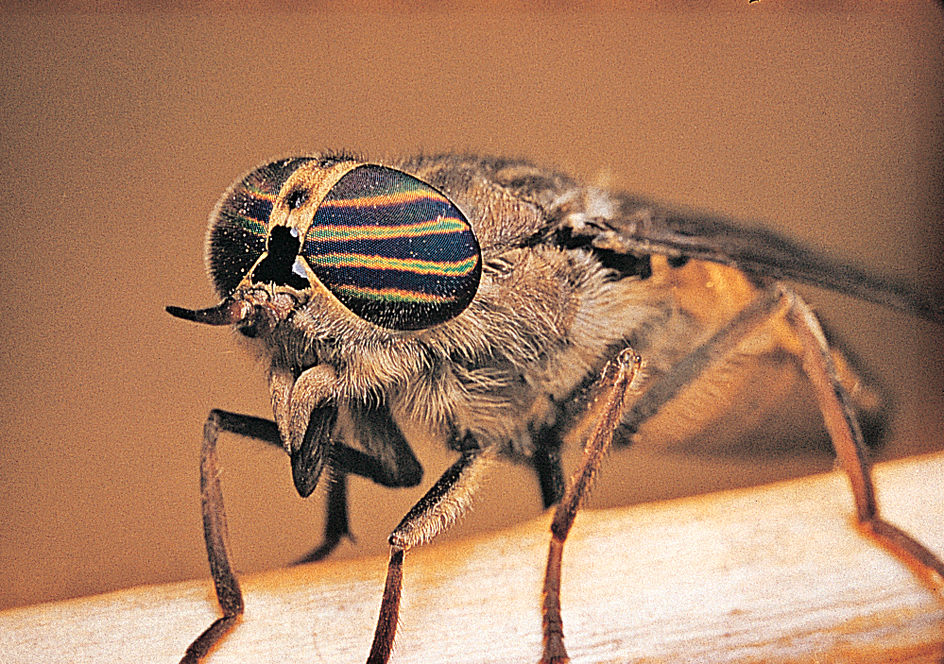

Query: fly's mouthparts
[[166, 299, 253, 326]]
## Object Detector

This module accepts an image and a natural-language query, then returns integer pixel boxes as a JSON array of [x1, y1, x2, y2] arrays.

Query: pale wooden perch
[[2, 453, 942, 664]]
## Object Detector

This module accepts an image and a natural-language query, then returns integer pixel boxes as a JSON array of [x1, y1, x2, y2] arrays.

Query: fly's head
[[167, 155, 483, 367]]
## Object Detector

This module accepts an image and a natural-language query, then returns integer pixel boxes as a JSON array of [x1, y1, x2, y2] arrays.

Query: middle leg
[[540, 284, 788, 664]]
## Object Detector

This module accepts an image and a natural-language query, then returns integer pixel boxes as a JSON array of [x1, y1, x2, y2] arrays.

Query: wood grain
[[2, 453, 942, 664]]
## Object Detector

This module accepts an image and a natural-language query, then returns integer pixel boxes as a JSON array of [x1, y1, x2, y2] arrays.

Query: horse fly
[[167, 153, 944, 663]]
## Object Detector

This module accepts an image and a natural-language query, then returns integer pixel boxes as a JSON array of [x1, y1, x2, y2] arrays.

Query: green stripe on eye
[[231, 212, 269, 237], [308, 253, 479, 276], [308, 217, 469, 241]]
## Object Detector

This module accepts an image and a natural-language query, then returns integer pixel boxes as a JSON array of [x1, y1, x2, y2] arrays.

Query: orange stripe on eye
[[319, 189, 448, 209], [331, 282, 458, 304]]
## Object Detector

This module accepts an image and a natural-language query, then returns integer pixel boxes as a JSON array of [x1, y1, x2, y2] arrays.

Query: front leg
[[181, 394, 422, 664], [180, 409, 281, 664], [183, 407, 359, 662], [367, 444, 490, 664]]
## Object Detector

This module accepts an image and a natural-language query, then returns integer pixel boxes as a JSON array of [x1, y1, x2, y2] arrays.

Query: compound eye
[[207, 158, 316, 297], [302, 165, 481, 330]]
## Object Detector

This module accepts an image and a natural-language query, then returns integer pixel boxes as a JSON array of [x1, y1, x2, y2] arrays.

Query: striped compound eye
[[207, 157, 317, 298], [302, 165, 481, 331]]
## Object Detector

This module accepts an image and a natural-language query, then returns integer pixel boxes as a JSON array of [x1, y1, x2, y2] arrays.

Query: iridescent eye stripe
[[230, 191, 273, 237], [331, 283, 463, 304], [318, 188, 445, 208], [227, 158, 313, 239], [207, 157, 315, 297], [309, 218, 469, 241], [303, 164, 482, 330], [313, 253, 479, 276]]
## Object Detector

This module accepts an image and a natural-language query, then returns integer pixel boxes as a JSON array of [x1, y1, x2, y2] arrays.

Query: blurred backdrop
[[1, 1, 942, 611]]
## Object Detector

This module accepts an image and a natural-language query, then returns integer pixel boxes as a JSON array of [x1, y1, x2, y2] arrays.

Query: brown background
[[1, 2, 943, 612]]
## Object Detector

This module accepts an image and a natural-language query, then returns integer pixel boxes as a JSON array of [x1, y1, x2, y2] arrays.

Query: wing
[[441, 156, 940, 325], [559, 193, 942, 325]]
